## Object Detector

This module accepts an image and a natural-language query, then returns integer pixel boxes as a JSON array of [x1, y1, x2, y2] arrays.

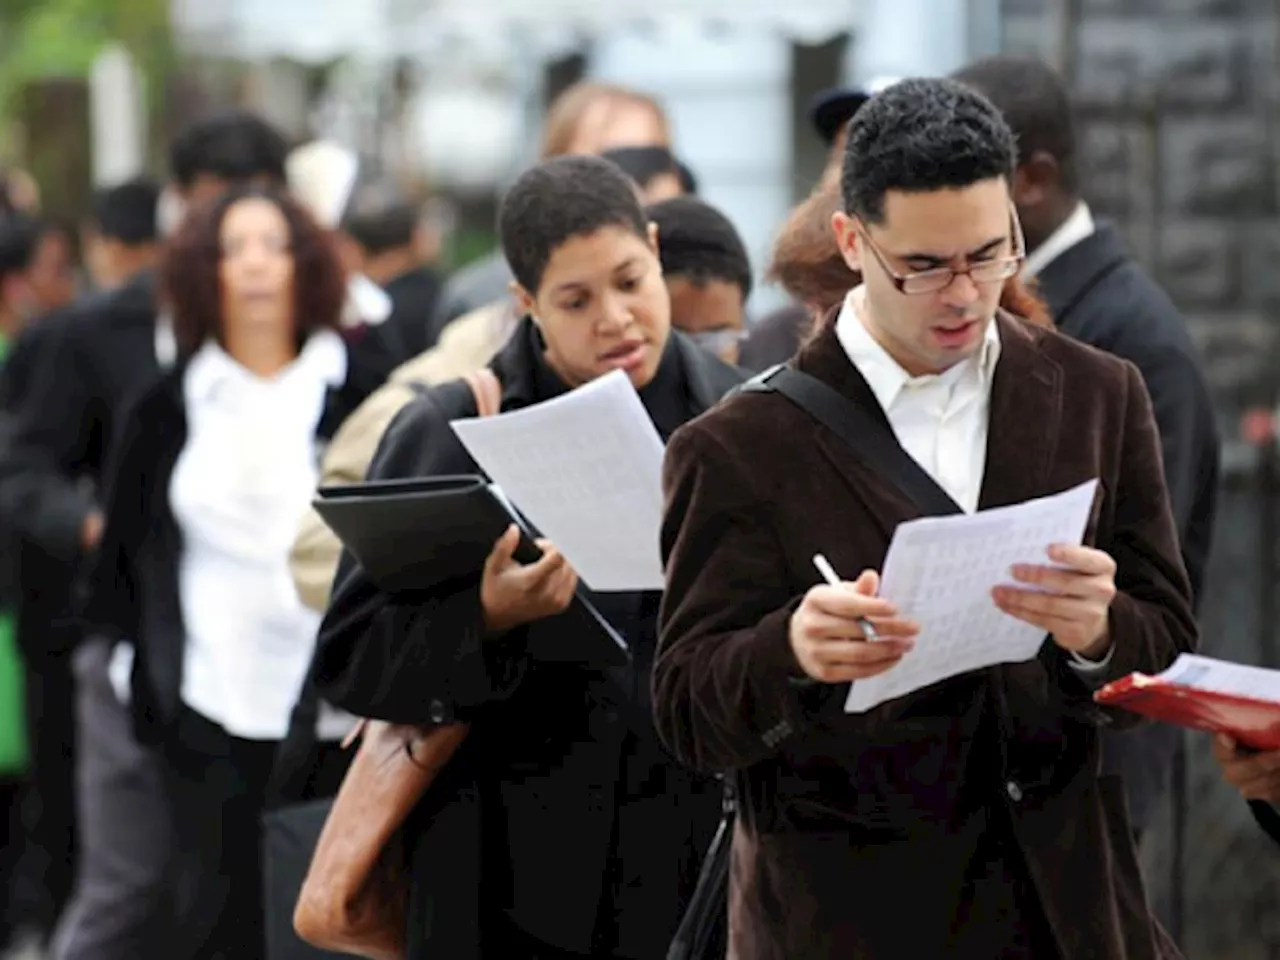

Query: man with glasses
[[653, 77, 1195, 958]]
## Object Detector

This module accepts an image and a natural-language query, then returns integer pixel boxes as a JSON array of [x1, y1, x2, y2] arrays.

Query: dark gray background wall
[[1001, 2, 1280, 957]]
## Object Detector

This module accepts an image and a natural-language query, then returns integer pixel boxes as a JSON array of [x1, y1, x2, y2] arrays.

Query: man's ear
[[831, 211, 863, 274], [508, 280, 537, 322], [1013, 151, 1059, 209], [647, 221, 660, 254]]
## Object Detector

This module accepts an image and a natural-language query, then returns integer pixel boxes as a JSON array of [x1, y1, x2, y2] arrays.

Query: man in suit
[[0, 112, 294, 960], [339, 183, 443, 363], [654, 78, 1196, 958], [952, 55, 1220, 842]]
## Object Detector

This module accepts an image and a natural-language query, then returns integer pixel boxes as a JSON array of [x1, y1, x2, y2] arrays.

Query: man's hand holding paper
[[994, 542, 1118, 662], [842, 479, 1103, 713]]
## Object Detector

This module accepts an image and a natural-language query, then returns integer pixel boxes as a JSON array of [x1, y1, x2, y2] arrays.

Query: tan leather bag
[[293, 367, 502, 960]]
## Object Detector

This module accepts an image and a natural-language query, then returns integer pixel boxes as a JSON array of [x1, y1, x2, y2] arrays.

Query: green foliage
[[0, 0, 172, 118]]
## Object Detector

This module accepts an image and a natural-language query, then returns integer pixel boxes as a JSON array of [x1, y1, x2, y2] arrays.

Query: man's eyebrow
[[901, 235, 1007, 264]]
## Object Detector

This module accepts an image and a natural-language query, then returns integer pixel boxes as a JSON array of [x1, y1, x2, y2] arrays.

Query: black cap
[[808, 86, 873, 145], [808, 77, 904, 145]]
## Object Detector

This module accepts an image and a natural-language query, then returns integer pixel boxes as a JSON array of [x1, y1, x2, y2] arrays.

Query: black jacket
[[1035, 222, 1221, 833], [1252, 800, 1280, 846], [80, 342, 382, 742], [313, 319, 744, 960], [381, 266, 443, 361], [0, 275, 160, 566], [0, 279, 162, 658]]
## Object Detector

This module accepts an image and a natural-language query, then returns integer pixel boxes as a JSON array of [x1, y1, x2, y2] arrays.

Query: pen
[[812, 553, 880, 641]]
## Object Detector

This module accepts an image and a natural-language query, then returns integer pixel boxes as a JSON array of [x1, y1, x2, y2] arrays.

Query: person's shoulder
[[384, 375, 476, 440], [672, 331, 748, 399], [670, 365, 795, 460], [442, 251, 512, 300]]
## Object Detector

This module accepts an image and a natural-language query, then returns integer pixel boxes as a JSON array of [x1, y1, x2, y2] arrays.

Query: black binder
[[314, 475, 629, 667]]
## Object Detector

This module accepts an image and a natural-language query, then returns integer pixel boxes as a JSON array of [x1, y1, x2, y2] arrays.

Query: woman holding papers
[[653, 80, 1197, 958], [81, 186, 383, 959], [313, 155, 742, 959]]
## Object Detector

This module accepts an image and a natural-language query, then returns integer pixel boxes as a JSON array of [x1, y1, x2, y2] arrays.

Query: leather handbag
[[292, 367, 502, 960]]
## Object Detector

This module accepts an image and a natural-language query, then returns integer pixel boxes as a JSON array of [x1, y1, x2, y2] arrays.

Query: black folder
[[314, 475, 628, 666]]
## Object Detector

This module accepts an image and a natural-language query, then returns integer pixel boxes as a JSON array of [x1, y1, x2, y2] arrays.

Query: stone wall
[[1000, 2, 1280, 957]]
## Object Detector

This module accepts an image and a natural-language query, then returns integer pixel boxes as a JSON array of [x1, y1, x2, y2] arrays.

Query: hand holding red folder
[[1093, 653, 1280, 751], [1212, 734, 1280, 803]]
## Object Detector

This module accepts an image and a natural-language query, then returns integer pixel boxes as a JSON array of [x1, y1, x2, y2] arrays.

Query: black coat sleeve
[[313, 393, 529, 725], [1250, 800, 1280, 847], [0, 310, 101, 561], [77, 392, 148, 643]]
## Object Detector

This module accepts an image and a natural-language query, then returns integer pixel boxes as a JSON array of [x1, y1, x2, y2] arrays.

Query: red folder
[[1094, 672, 1280, 751]]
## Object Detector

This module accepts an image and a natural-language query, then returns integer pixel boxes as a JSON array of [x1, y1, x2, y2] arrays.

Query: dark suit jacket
[[0, 275, 160, 564], [654, 316, 1197, 959], [1035, 222, 1220, 831], [1252, 800, 1280, 845], [381, 266, 443, 360], [314, 321, 743, 959]]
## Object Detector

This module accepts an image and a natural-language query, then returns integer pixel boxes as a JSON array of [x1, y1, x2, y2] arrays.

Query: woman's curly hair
[[161, 185, 347, 357]]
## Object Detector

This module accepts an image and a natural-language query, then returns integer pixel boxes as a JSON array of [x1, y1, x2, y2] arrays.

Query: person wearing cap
[[738, 82, 887, 372]]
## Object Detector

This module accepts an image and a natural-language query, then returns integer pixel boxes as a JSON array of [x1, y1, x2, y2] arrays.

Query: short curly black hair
[[646, 196, 752, 299], [498, 155, 648, 293], [841, 77, 1017, 224]]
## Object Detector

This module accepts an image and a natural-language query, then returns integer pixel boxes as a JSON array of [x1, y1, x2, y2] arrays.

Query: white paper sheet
[[1155, 654, 1280, 703], [450, 369, 667, 591], [844, 479, 1100, 713]]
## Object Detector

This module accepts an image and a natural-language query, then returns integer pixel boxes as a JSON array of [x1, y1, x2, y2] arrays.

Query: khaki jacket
[[290, 300, 516, 611]]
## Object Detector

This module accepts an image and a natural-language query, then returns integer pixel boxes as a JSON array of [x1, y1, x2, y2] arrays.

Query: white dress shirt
[[1021, 201, 1095, 278], [835, 287, 999, 514], [835, 288, 1112, 671], [170, 332, 350, 741]]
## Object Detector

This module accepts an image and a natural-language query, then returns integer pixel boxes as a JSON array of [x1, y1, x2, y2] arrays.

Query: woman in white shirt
[[84, 186, 375, 960]]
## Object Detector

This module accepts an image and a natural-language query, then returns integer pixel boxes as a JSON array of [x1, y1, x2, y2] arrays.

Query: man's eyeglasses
[[857, 212, 1026, 296]]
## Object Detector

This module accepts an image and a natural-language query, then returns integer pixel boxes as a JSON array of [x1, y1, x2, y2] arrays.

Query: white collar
[[1021, 201, 1095, 278], [183, 329, 347, 407], [341, 274, 393, 328], [834, 286, 1001, 411], [155, 313, 177, 368]]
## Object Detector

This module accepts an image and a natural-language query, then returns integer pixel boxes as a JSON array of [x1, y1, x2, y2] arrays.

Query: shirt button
[[1005, 780, 1024, 803], [429, 699, 448, 724]]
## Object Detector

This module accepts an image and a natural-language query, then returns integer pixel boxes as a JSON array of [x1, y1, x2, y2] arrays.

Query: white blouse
[[170, 332, 348, 741]]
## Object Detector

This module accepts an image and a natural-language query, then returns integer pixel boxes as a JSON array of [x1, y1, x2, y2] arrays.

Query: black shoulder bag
[[667, 364, 961, 960]]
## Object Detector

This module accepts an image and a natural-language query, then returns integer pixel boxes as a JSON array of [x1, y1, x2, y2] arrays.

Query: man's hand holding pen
[[788, 557, 920, 684]]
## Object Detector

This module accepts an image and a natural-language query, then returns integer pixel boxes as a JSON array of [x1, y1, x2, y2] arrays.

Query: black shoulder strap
[[744, 364, 964, 518]]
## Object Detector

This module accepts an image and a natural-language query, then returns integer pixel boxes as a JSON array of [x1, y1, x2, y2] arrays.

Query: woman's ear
[[647, 221, 660, 255], [509, 280, 537, 322]]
